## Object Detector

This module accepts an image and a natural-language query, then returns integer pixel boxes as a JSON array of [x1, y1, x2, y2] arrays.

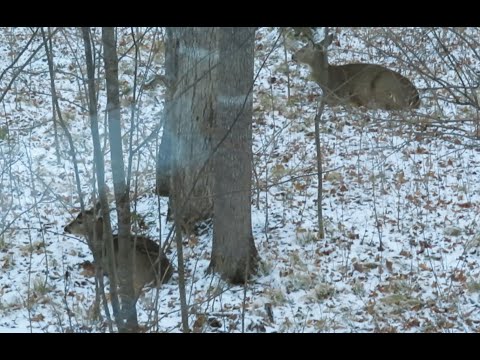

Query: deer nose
[[64, 226, 71, 233]]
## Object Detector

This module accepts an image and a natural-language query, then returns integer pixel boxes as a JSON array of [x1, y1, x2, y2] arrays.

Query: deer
[[292, 34, 420, 110], [64, 203, 173, 297]]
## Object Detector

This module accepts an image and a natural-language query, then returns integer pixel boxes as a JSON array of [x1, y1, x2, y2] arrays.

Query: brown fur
[[64, 206, 173, 296], [292, 35, 420, 110]]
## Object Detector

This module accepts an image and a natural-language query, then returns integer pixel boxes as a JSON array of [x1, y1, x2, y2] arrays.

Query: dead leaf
[[31, 314, 45, 322], [353, 262, 365, 273], [347, 231, 359, 240], [208, 318, 222, 328], [282, 154, 292, 163], [193, 314, 207, 332], [405, 318, 420, 328], [405, 194, 421, 206], [400, 249, 411, 257], [294, 182, 307, 191], [419, 240, 432, 253], [386, 259, 393, 272], [451, 271, 466, 283], [396, 170, 407, 184], [188, 236, 199, 247], [419, 263, 431, 271], [79, 261, 96, 277]]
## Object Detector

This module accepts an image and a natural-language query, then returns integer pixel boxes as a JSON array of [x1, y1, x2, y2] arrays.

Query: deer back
[[112, 234, 173, 291]]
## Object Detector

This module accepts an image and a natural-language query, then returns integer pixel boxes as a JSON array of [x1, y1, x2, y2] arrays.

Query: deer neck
[[310, 53, 330, 89], [86, 218, 105, 255]]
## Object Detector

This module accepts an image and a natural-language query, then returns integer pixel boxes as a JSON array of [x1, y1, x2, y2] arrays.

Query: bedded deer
[[292, 34, 420, 110], [64, 204, 173, 296]]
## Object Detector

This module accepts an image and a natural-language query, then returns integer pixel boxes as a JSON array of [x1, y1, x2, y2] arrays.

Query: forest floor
[[1, 27, 480, 332]]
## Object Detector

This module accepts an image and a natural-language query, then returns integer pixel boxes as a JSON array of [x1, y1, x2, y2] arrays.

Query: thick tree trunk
[[166, 27, 216, 233], [164, 27, 258, 284], [209, 27, 258, 284], [102, 27, 138, 332]]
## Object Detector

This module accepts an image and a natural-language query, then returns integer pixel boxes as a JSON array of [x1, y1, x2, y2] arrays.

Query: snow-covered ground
[[1, 27, 480, 332]]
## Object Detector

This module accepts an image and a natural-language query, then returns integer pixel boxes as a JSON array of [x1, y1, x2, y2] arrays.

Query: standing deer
[[292, 34, 420, 110], [64, 203, 173, 296]]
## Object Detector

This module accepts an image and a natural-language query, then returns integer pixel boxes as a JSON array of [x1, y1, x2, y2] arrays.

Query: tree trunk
[[102, 27, 138, 332], [164, 27, 258, 284], [209, 27, 258, 284], [81, 27, 118, 332], [155, 117, 173, 197], [166, 27, 216, 233]]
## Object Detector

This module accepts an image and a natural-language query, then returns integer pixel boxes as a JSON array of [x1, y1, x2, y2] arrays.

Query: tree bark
[[102, 27, 138, 332], [81, 27, 118, 332], [166, 27, 216, 233], [209, 27, 258, 284], [155, 117, 173, 197], [164, 27, 258, 284]]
